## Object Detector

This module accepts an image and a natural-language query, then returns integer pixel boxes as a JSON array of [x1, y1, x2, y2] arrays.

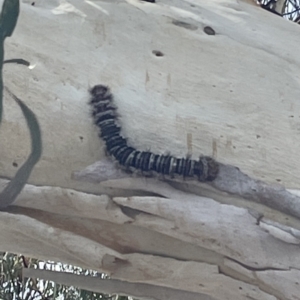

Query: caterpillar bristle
[[89, 84, 219, 182]]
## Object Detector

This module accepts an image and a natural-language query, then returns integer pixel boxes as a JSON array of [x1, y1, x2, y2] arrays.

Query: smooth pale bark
[[1, 0, 300, 299]]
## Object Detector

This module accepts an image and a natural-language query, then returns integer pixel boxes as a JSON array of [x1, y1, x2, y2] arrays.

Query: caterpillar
[[89, 84, 219, 182]]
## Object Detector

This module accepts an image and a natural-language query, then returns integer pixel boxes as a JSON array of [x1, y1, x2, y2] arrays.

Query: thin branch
[[23, 268, 213, 300]]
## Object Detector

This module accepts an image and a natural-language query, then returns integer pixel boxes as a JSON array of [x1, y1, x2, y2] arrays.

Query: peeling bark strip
[[89, 85, 219, 181]]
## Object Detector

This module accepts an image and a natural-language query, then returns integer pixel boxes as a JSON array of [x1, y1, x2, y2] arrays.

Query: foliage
[[0, 252, 118, 300]]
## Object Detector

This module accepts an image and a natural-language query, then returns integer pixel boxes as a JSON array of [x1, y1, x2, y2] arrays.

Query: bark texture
[[1, 0, 300, 299]]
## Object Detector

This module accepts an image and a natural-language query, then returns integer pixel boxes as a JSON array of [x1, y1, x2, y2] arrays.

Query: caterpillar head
[[89, 84, 111, 102]]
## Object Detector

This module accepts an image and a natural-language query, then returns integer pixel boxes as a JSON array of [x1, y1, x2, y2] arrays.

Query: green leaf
[[0, 88, 42, 209], [0, 0, 19, 38], [0, 0, 19, 123]]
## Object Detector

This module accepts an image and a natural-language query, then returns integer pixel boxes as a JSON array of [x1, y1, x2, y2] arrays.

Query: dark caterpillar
[[89, 84, 219, 181]]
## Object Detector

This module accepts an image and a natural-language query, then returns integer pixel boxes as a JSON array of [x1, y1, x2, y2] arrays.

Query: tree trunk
[[1, 0, 300, 299]]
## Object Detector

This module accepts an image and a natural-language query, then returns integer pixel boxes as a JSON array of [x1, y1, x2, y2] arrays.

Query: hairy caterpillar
[[89, 84, 219, 181]]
